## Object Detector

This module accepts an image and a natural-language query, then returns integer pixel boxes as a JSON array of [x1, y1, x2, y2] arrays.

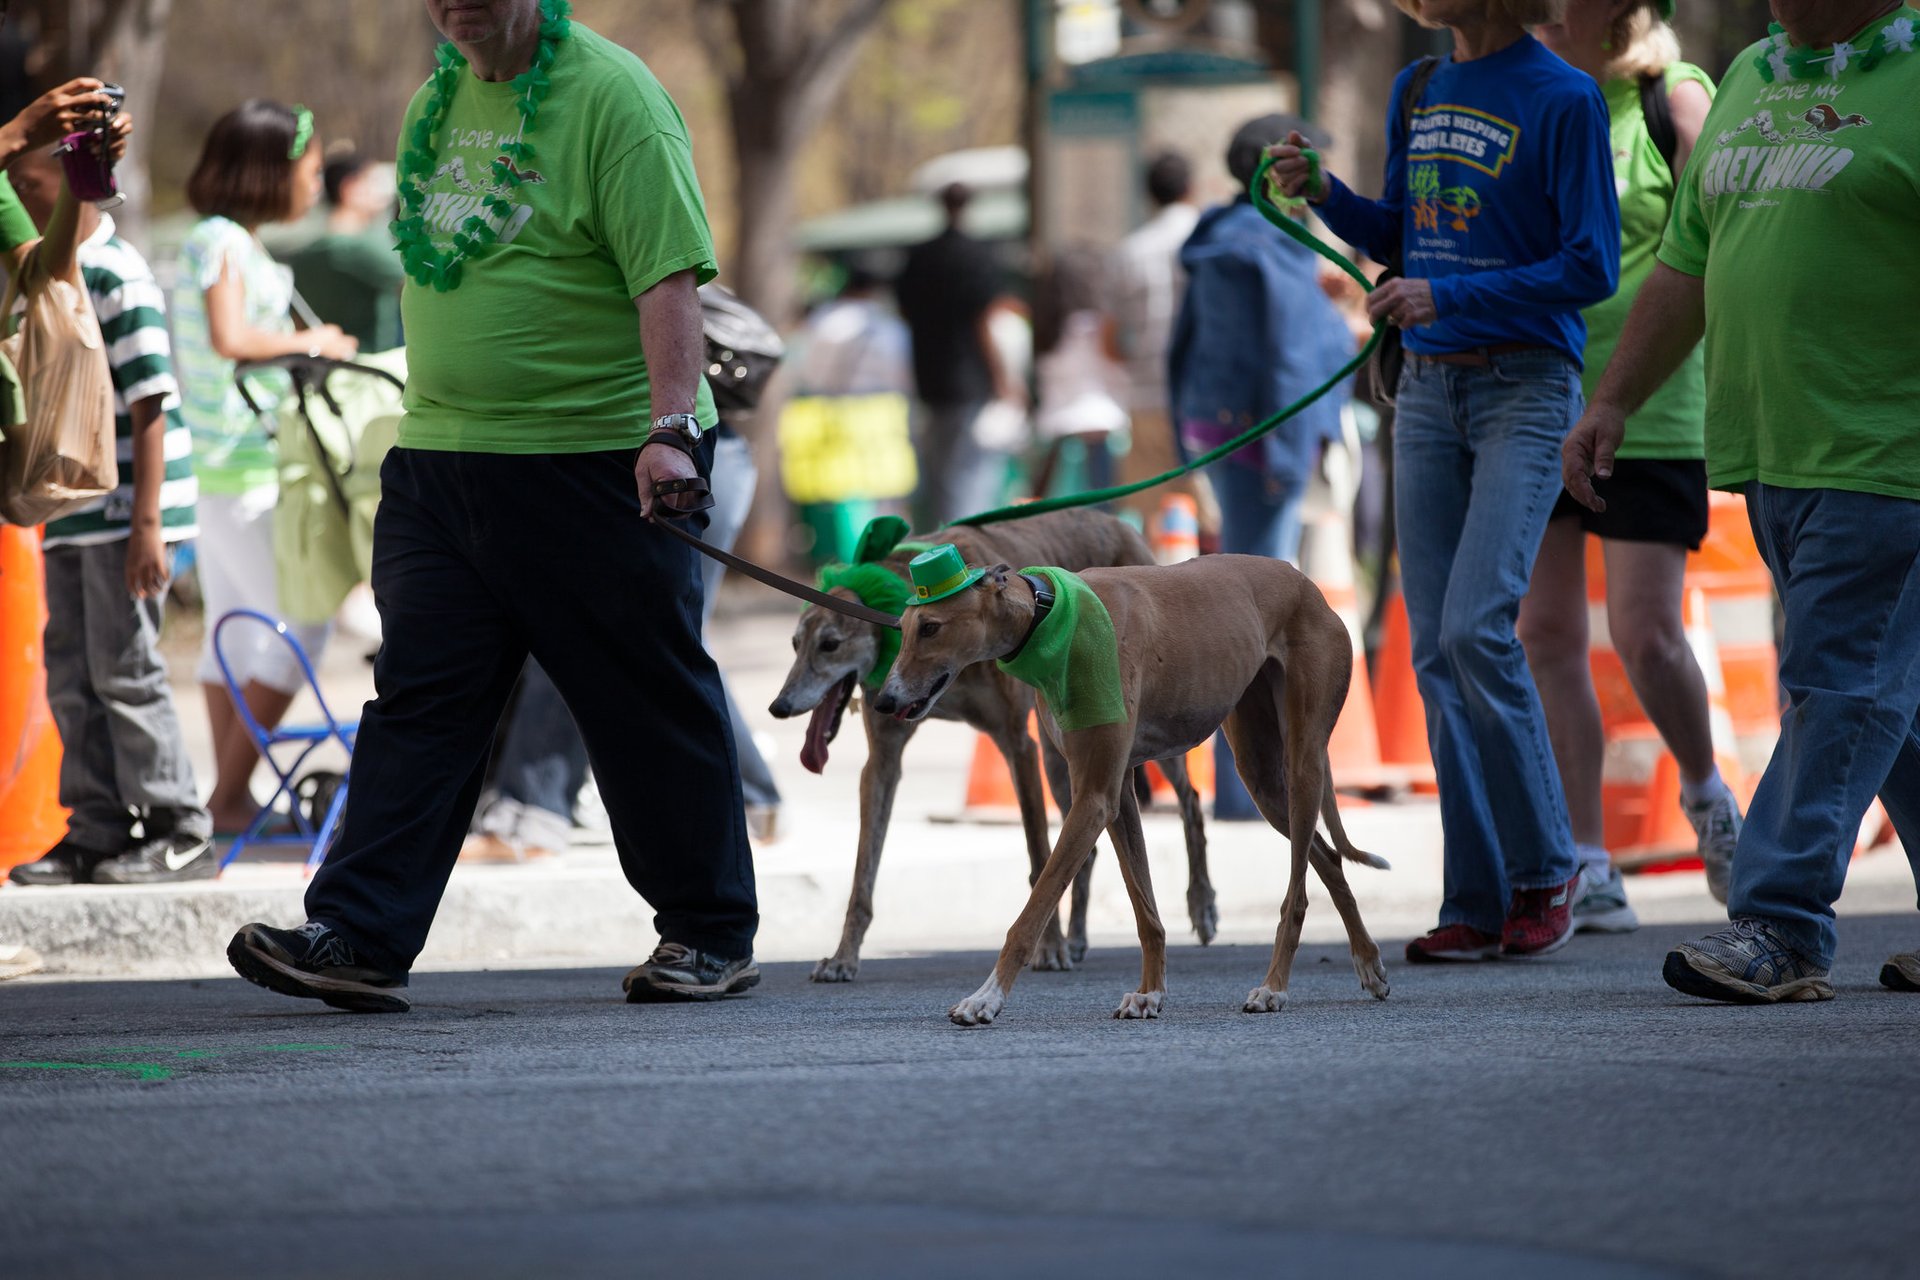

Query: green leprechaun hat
[[906, 544, 985, 605]]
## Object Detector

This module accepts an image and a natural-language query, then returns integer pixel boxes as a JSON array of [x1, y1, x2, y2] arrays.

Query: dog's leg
[[813, 711, 912, 983], [1104, 783, 1168, 1019], [1218, 669, 1310, 1013], [950, 732, 1129, 1026], [994, 712, 1072, 972], [1306, 840, 1390, 1001], [1248, 660, 1344, 1012], [1154, 753, 1216, 945], [1041, 736, 1094, 963]]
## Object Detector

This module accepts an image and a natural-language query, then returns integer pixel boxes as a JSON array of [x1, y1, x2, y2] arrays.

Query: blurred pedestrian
[[228, 0, 758, 1012], [286, 149, 405, 353], [1108, 151, 1205, 524], [1523, 0, 1733, 935], [1271, 0, 1621, 960], [894, 182, 1019, 526], [5, 143, 213, 886], [1030, 244, 1127, 498], [1171, 114, 1353, 821], [1566, 0, 1920, 1004], [172, 99, 356, 835]]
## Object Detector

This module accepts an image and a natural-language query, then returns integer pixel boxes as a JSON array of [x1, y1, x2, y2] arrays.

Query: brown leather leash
[[650, 477, 903, 630]]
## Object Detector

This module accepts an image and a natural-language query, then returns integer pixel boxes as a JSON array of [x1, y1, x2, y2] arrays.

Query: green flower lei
[[390, 0, 572, 291], [1755, 9, 1916, 82]]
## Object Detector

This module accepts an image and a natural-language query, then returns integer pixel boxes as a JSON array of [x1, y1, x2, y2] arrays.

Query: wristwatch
[[644, 411, 703, 459]]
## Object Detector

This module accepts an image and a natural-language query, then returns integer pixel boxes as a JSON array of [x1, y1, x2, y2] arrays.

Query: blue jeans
[[1395, 351, 1581, 933], [1730, 482, 1920, 967], [1209, 460, 1308, 819]]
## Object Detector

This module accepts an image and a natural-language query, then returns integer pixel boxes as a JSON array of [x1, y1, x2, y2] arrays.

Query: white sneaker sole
[[1574, 903, 1640, 934]]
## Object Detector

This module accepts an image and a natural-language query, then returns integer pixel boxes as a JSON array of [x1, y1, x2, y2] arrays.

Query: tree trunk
[[1318, 0, 1402, 202]]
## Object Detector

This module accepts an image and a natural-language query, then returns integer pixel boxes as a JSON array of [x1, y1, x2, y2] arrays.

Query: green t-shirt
[[287, 230, 406, 354], [1584, 63, 1714, 459], [395, 24, 719, 453], [0, 174, 34, 250], [1658, 9, 1920, 500]]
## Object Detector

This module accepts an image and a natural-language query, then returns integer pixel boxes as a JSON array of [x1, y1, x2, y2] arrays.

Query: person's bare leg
[[1518, 519, 1605, 847], [1604, 539, 1715, 783], [206, 680, 297, 830]]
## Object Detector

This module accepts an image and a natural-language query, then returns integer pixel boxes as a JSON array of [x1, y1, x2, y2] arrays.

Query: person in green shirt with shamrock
[[227, 0, 759, 1013], [1566, 0, 1920, 1004]]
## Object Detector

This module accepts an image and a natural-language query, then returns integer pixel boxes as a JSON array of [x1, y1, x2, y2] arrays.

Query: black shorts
[[1551, 457, 1709, 550]]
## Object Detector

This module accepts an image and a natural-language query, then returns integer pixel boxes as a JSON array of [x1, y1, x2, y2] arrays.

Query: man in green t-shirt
[[1565, 0, 1920, 1005], [229, 0, 759, 1013]]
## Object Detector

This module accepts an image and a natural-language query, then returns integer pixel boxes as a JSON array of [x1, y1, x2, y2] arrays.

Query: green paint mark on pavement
[[0, 1043, 347, 1082]]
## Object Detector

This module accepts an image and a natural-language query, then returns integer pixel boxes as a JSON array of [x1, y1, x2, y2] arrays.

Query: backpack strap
[[1388, 56, 1443, 274], [1641, 72, 1679, 178]]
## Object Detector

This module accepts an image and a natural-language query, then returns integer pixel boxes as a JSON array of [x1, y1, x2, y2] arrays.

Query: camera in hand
[[57, 82, 125, 207]]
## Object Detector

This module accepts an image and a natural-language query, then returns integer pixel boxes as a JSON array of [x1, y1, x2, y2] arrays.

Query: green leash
[[948, 151, 1381, 531]]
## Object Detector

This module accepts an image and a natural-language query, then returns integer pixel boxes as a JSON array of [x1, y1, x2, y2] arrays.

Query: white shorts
[[193, 488, 329, 694]]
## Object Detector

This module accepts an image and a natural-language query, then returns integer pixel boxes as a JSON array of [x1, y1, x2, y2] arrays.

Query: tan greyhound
[[872, 553, 1391, 1025], [770, 510, 1213, 981]]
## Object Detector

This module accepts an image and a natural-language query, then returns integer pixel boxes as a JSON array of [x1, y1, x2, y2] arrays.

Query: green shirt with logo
[[1658, 8, 1920, 500], [1585, 62, 1714, 460], [395, 24, 719, 454]]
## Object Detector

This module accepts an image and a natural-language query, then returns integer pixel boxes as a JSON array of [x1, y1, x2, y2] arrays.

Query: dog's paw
[[1242, 985, 1287, 1013], [1112, 990, 1164, 1020], [1029, 937, 1073, 972], [1068, 936, 1089, 964], [948, 979, 1006, 1027], [810, 956, 859, 983], [1354, 952, 1390, 1001], [1188, 885, 1220, 946]]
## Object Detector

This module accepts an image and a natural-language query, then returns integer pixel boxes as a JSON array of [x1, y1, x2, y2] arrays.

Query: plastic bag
[[0, 247, 117, 526]]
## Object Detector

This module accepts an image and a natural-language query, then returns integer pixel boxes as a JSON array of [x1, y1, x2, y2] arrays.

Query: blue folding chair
[[213, 609, 358, 872]]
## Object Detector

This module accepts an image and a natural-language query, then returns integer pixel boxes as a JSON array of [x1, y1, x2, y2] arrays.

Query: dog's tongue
[[801, 699, 835, 774], [800, 676, 852, 775]]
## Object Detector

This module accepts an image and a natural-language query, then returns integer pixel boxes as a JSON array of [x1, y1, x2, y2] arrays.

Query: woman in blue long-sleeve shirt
[[1272, 0, 1620, 963]]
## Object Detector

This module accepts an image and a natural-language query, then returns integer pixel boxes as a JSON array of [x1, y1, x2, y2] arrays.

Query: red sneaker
[[1405, 924, 1502, 964], [1502, 874, 1584, 956]]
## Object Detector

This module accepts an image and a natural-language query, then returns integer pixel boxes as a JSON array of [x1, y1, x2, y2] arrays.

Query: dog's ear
[[985, 563, 1014, 587]]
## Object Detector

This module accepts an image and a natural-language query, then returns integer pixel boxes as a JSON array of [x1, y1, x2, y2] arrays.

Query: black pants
[[305, 446, 757, 973]]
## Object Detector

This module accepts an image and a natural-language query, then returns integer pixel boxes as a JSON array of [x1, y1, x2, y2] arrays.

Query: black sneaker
[[227, 921, 411, 1013], [8, 837, 119, 886], [623, 942, 760, 1003], [91, 832, 219, 884]]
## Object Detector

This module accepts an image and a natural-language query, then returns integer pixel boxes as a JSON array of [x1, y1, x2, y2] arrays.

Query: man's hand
[[125, 526, 169, 599], [1264, 131, 1328, 203], [1366, 276, 1437, 330], [636, 440, 698, 520], [1563, 403, 1628, 513], [1, 79, 113, 159]]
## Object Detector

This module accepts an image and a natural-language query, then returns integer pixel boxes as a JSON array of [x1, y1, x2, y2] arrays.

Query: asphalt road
[[3, 915, 1916, 1280]]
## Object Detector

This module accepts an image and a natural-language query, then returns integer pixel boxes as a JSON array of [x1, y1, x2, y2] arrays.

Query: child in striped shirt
[[5, 146, 215, 886]]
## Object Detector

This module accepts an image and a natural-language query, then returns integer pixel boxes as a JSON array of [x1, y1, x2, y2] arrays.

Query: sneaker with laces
[[1683, 786, 1743, 905], [91, 832, 218, 884], [623, 942, 760, 1002], [8, 837, 119, 886], [1663, 917, 1833, 1004], [227, 921, 411, 1013], [1502, 873, 1584, 956], [1880, 950, 1920, 993], [1405, 923, 1502, 964], [1572, 864, 1640, 934]]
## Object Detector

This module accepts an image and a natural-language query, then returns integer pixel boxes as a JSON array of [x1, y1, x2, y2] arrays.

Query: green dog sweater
[[995, 566, 1126, 731]]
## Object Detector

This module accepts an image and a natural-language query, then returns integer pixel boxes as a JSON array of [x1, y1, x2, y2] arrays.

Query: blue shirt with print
[[1317, 35, 1620, 367]]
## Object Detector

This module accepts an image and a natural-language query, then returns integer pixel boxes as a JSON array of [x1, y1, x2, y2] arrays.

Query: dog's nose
[[768, 695, 792, 719], [871, 691, 898, 715]]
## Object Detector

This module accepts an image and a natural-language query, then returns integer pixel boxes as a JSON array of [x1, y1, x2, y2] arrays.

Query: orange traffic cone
[[0, 526, 69, 873], [1153, 494, 1200, 564], [941, 713, 1058, 825], [1370, 585, 1436, 793], [1592, 579, 1746, 871]]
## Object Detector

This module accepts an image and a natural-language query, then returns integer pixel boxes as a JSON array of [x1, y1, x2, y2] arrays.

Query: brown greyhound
[[769, 510, 1214, 982], [872, 553, 1391, 1025]]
